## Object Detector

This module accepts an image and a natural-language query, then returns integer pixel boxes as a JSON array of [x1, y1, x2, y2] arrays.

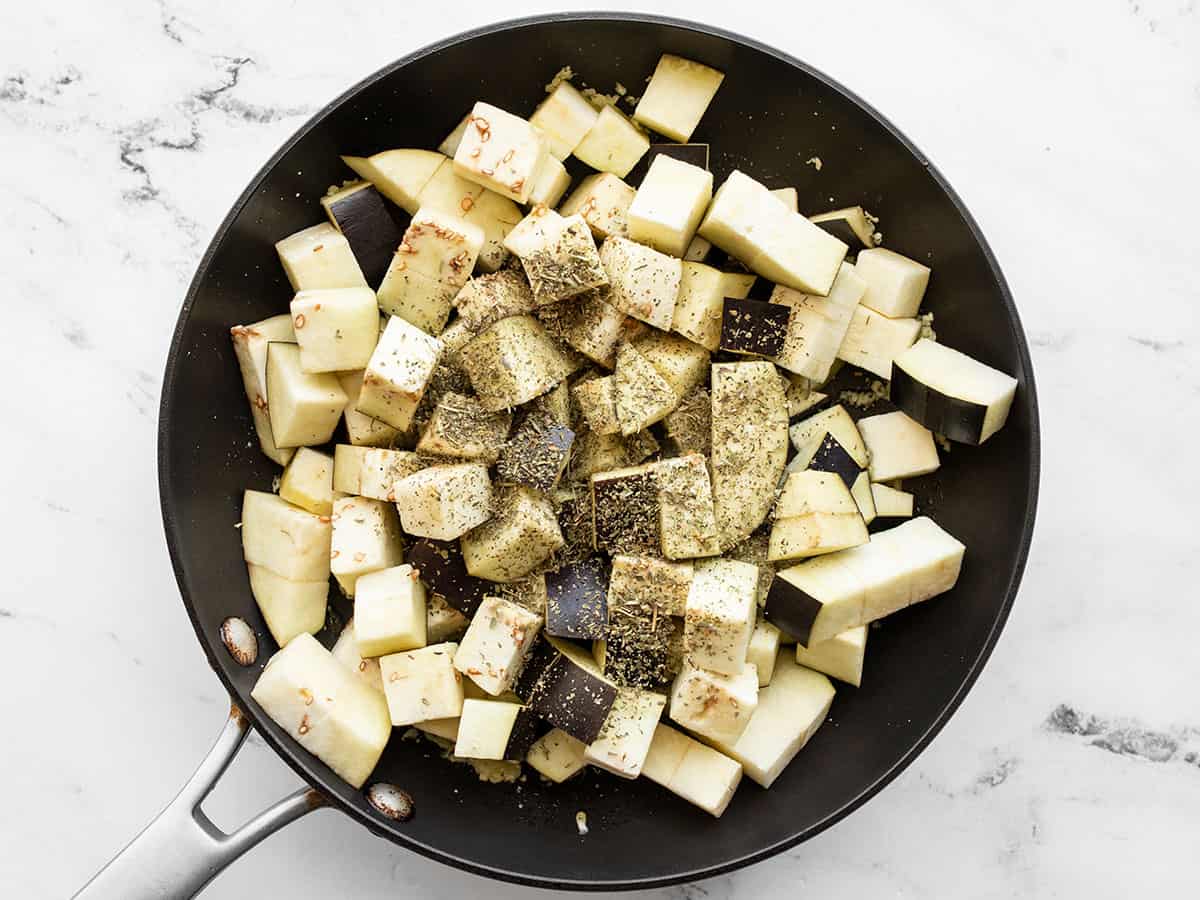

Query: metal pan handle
[[73, 703, 324, 900]]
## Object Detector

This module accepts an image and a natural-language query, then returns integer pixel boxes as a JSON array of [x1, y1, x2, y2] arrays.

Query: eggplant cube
[[671, 261, 756, 350], [230, 315, 296, 466], [559, 172, 636, 239], [289, 287, 379, 374], [341, 148, 443, 215], [634, 55, 724, 143], [721, 298, 790, 357], [453, 595, 544, 695], [765, 518, 964, 646], [642, 723, 743, 818], [890, 339, 1019, 445], [700, 170, 847, 295], [545, 557, 609, 640], [654, 454, 720, 560], [377, 207, 483, 334], [855, 248, 931, 319], [275, 222, 367, 291], [770, 262, 867, 381], [337, 371, 400, 449], [638, 54, 720, 141], [454, 699, 530, 760], [250, 633, 390, 788], [769, 470, 868, 561], [379, 641, 465, 726], [627, 154, 713, 257], [538, 291, 628, 368], [525, 728, 588, 783], [572, 374, 622, 437], [515, 214, 609, 306], [710, 361, 790, 552], [320, 182, 403, 287], [353, 564, 427, 658], [573, 105, 650, 178], [590, 464, 662, 555], [613, 342, 679, 435], [392, 463, 493, 541], [496, 409, 574, 493], [452, 269, 536, 333], [521, 643, 618, 744], [836, 304, 921, 379], [453, 102, 545, 203], [503, 206, 566, 258], [278, 447, 334, 516], [858, 410, 940, 481], [458, 315, 577, 412], [265, 342, 347, 448], [246, 564, 328, 648], [711, 651, 834, 788], [583, 688, 667, 779], [790, 405, 869, 470], [415, 392, 511, 463], [668, 661, 759, 745], [530, 82, 599, 160], [242, 490, 331, 582], [794, 625, 867, 687], [528, 155, 571, 208], [461, 486, 564, 582], [357, 316, 442, 432], [684, 558, 758, 675], [746, 618, 782, 686], [600, 237, 681, 330], [330, 496, 404, 597]]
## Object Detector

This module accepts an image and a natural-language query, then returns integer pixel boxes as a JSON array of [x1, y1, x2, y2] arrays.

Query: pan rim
[[158, 10, 1041, 891]]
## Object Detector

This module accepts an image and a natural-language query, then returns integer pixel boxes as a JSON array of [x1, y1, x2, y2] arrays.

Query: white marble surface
[[2, 0, 1198, 897]]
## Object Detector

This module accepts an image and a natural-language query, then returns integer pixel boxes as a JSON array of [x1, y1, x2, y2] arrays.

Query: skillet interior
[[159, 12, 1039, 890]]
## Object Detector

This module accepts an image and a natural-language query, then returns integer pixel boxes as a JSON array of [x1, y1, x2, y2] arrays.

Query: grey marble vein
[[1045, 705, 1198, 766]]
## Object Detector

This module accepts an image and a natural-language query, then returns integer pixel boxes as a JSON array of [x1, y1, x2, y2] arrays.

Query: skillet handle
[[73, 703, 325, 900]]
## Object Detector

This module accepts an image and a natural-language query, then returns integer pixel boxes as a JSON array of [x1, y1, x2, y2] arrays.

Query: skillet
[[74, 11, 1040, 897]]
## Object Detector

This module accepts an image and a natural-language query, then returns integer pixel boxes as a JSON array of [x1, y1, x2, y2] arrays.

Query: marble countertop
[[4, 0, 1198, 897]]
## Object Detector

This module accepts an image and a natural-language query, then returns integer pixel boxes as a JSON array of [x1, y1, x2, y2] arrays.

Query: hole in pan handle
[[72, 702, 326, 900]]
